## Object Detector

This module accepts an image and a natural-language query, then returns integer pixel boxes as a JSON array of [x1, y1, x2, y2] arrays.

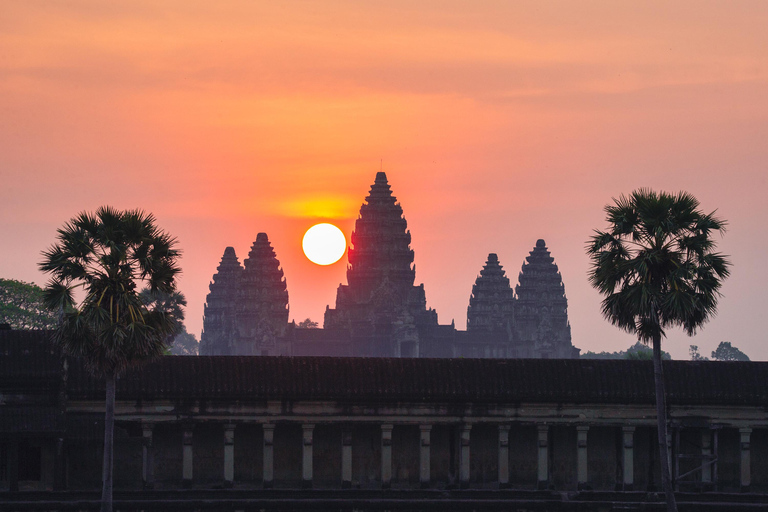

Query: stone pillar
[[701, 428, 712, 487], [622, 426, 635, 491], [53, 437, 66, 491], [302, 424, 314, 488], [460, 424, 471, 488], [577, 426, 589, 490], [263, 423, 275, 489], [8, 439, 19, 492], [224, 424, 235, 488], [381, 424, 393, 489], [498, 424, 510, 489], [419, 424, 432, 489], [182, 426, 193, 487], [341, 429, 352, 489], [537, 425, 549, 490], [740, 427, 752, 492], [142, 423, 155, 489]]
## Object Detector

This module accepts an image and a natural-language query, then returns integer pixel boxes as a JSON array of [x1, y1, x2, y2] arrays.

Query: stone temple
[[201, 172, 579, 358]]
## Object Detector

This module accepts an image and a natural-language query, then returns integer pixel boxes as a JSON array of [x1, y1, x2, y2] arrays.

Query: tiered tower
[[200, 247, 243, 355], [200, 234, 289, 356], [466, 253, 515, 332], [237, 233, 289, 355], [513, 239, 576, 358], [324, 172, 437, 356]]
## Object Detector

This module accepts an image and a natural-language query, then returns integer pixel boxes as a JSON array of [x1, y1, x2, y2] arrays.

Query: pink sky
[[2, 1, 767, 359]]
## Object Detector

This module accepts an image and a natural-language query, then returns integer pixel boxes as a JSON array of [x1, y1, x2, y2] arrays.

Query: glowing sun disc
[[302, 223, 346, 265]]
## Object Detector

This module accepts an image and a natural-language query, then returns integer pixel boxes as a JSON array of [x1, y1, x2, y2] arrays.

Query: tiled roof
[[65, 355, 768, 406], [0, 329, 61, 380], [4, 330, 768, 407]]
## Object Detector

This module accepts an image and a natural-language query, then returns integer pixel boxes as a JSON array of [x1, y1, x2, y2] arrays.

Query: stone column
[[263, 423, 275, 489], [302, 424, 314, 488], [498, 425, 510, 489], [419, 424, 432, 488], [537, 425, 549, 490], [740, 427, 752, 492], [577, 426, 589, 490], [381, 424, 393, 489], [224, 424, 235, 488], [182, 426, 193, 487], [53, 437, 66, 491], [341, 428, 352, 489], [142, 423, 155, 489], [701, 428, 712, 488], [8, 439, 19, 492], [460, 424, 472, 488], [622, 426, 635, 491]]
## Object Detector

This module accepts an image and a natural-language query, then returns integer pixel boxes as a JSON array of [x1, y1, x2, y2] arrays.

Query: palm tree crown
[[39, 206, 181, 375], [587, 189, 730, 342]]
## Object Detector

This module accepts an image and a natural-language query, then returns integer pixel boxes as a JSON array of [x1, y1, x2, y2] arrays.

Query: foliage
[[625, 342, 671, 360], [0, 278, 58, 329], [39, 207, 182, 377], [170, 329, 199, 356], [711, 341, 749, 361], [587, 189, 730, 512], [581, 341, 670, 360], [689, 345, 709, 361], [139, 287, 187, 340], [296, 317, 319, 329], [139, 287, 199, 355]]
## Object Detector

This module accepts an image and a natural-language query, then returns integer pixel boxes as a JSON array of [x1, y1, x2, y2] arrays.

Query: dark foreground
[[2, 490, 768, 511]]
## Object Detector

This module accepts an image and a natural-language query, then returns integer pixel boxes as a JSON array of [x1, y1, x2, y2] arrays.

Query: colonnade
[[137, 421, 757, 491]]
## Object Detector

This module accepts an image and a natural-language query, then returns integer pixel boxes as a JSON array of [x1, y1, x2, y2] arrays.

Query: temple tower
[[513, 239, 577, 358], [467, 253, 515, 332], [200, 247, 243, 355], [324, 172, 437, 356], [237, 233, 289, 355]]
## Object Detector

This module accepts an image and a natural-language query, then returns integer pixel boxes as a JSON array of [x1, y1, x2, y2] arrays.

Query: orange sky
[[2, 1, 767, 359]]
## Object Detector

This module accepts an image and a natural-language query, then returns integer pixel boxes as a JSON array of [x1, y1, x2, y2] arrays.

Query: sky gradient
[[2, 1, 767, 359]]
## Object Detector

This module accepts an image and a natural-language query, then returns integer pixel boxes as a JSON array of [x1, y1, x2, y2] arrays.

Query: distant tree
[[711, 341, 749, 361], [625, 341, 671, 360], [581, 342, 670, 360], [689, 345, 709, 361], [39, 207, 181, 512], [139, 287, 187, 342], [170, 330, 199, 356], [581, 350, 624, 359], [587, 190, 730, 512], [0, 278, 57, 329], [296, 318, 319, 329], [138, 287, 199, 355]]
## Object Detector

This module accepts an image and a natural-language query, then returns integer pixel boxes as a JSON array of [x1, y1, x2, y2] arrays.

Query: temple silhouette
[[200, 172, 579, 358]]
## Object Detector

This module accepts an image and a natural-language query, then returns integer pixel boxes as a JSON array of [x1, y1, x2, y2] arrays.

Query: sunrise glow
[[1, 1, 767, 358]]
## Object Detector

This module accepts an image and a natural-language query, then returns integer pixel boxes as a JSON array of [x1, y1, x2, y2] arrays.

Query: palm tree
[[40, 207, 181, 512], [587, 190, 729, 512]]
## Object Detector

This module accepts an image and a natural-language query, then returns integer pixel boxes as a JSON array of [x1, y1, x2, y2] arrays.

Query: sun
[[302, 223, 347, 265]]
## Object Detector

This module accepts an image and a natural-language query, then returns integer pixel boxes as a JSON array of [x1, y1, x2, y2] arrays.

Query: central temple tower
[[324, 172, 437, 356]]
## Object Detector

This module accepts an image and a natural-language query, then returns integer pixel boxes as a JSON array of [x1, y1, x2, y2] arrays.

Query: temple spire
[[514, 239, 576, 358], [200, 247, 243, 355], [324, 171, 436, 355], [467, 253, 515, 332], [239, 233, 289, 354]]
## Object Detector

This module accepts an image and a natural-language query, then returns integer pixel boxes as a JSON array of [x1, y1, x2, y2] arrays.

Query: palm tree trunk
[[653, 332, 677, 512], [101, 371, 115, 512]]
